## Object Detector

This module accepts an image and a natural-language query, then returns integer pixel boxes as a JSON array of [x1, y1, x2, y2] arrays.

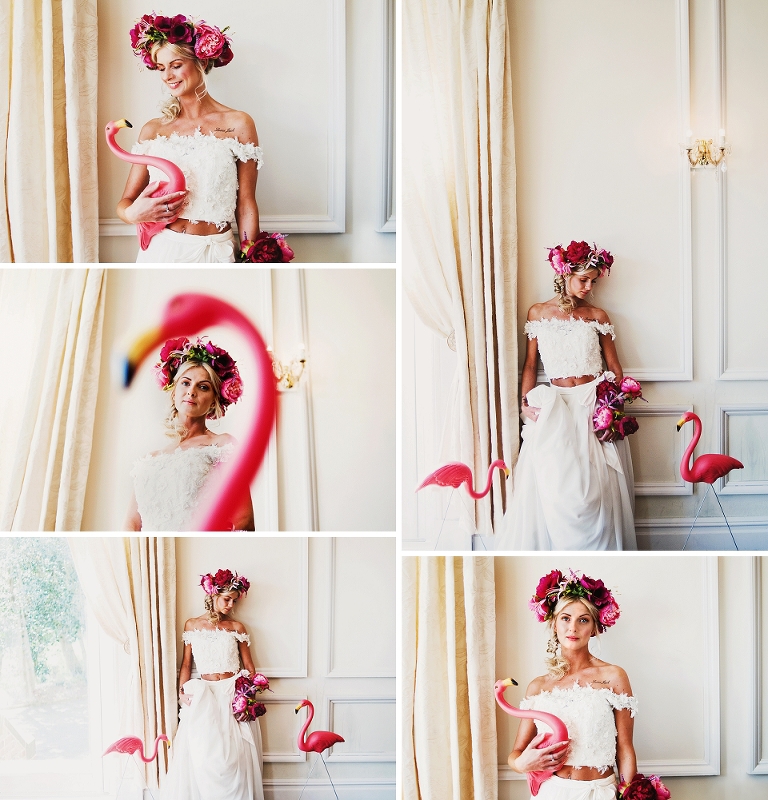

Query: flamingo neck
[[198, 306, 275, 531], [300, 702, 314, 744], [681, 418, 702, 483], [468, 459, 505, 499], [105, 127, 185, 188]]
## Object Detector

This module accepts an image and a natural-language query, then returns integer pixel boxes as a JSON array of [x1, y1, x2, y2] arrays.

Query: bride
[[164, 568, 264, 800], [508, 569, 638, 800], [495, 240, 636, 550], [125, 336, 254, 531], [117, 13, 262, 263]]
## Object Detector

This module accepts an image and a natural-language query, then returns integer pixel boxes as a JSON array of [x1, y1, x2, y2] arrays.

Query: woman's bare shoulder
[[137, 117, 166, 142], [527, 301, 558, 322], [526, 675, 550, 696], [583, 304, 611, 325], [183, 616, 206, 632], [211, 432, 237, 447], [591, 662, 631, 693]]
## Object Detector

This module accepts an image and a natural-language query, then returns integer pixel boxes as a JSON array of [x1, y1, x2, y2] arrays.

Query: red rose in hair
[[579, 574, 610, 608], [565, 240, 592, 265], [153, 16, 174, 34], [160, 337, 189, 362], [534, 569, 563, 600], [213, 569, 235, 589], [168, 17, 193, 45]]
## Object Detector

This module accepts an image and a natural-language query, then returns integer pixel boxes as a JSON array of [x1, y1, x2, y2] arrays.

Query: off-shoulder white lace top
[[519, 683, 638, 771], [182, 628, 250, 675], [131, 129, 264, 229], [525, 317, 615, 380], [131, 443, 233, 531]]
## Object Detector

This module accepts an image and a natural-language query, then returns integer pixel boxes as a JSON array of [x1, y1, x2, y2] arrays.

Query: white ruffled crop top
[[525, 317, 615, 380], [182, 628, 250, 674], [520, 683, 638, 772], [131, 443, 233, 531], [131, 129, 264, 229]]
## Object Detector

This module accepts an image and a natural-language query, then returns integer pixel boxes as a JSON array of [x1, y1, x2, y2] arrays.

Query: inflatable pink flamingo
[[123, 293, 278, 531], [105, 118, 186, 251], [677, 411, 743, 550], [103, 734, 169, 761], [417, 459, 509, 498], [295, 699, 344, 800], [495, 678, 569, 797]]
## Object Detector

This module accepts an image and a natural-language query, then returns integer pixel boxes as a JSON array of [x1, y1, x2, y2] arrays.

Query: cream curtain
[[403, 0, 518, 536], [0, 0, 99, 262], [68, 537, 178, 788], [0, 269, 105, 531], [403, 556, 498, 799]]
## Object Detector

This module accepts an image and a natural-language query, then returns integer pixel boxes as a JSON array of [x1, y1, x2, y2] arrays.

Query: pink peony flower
[[251, 673, 269, 689], [548, 246, 570, 275], [648, 775, 671, 800], [599, 598, 621, 629], [616, 415, 639, 439], [534, 569, 563, 601], [620, 377, 642, 399], [194, 23, 227, 60], [236, 575, 250, 594], [232, 695, 248, 714], [273, 234, 295, 262], [251, 702, 267, 718], [200, 574, 215, 595], [593, 406, 615, 431], [221, 376, 244, 405]]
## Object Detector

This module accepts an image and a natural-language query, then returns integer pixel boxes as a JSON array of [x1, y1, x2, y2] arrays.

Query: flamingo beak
[[501, 678, 518, 687], [114, 118, 133, 129], [294, 703, 302, 714], [676, 417, 686, 431], [503, 467, 510, 477], [121, 325, 163, 388]]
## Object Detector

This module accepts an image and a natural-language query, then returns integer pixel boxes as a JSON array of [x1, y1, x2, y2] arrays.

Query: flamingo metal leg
[[319, 753, 341, 800], [296, 753, 319, 800], [433, 489, 456, 551], [712, 491, 739, 551], [681, 484, 712, 551]]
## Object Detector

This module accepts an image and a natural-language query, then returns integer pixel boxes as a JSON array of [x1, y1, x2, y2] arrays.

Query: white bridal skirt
[[494, 376, 636, 551], [136, 228, 236, 263], [162, 675, 264, 800], [535, 775, 617, 800]]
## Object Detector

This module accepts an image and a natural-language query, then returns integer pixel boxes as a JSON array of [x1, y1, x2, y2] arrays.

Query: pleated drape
[[0, 269, 105, 531], [403, 0, 518, 536], [403, 556, 498, 799], [0, 0, 99, 262], [67, 537, 178, 788]]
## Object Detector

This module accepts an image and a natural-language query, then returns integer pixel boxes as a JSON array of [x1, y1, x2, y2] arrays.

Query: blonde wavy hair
[[165, 360, 224, 440], [204, 590, 240, 624], [545, 597, 601, 679], [151, 42, 213, 122], [553, 263, 600, 315]]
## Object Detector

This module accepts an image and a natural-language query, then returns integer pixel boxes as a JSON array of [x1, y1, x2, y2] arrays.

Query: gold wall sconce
[[267, 345, 307, 391], [685, 129, 729, 170]]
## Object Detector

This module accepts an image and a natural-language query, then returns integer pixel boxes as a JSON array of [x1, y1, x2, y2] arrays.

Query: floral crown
[[130, 13, 233, 70], [154, 336, 243, 415], [548, 240, 614, 278], [200, 569, 250, 596], [529, 569, 620, 632]]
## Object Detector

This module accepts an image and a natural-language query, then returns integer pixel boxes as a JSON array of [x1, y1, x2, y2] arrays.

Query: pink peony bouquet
[[239, 232, 295, 264], [232, 672, 271, 722], [618, 774, 671, 800], [592, 376, 646, 442]]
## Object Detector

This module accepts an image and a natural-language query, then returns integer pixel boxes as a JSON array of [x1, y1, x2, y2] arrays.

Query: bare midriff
[[555, 766, 613, 781], [168, 219, 231, 236], [201, 671, 237, 681], [551, 375, 598, 388]]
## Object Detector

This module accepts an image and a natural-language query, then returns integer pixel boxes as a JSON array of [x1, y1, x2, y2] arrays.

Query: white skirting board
[[636, 517, 768, 550], [264, 780, 395, 799]]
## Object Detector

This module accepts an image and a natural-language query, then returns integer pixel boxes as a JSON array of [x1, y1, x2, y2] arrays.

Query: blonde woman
[[509, 570, 637, 800], [117, 13, 262, 263], [496, 241, 637, 550], [125, 337, 254, 531]]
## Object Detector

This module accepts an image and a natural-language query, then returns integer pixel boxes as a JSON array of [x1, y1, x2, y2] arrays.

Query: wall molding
[[376, 0, 395, 233], [632, 405, 693, 496], [325, 696, 396, 762], [750, 557, 768, 773], [326, 539, 397, 677], [264, 779, 394, 799], [717, 405, 768, 494], [262, 696, 309, 763]]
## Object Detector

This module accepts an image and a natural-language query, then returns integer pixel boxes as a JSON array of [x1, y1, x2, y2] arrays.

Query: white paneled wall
[[176, 537, 395, 799], [403, 0, 768, 547]]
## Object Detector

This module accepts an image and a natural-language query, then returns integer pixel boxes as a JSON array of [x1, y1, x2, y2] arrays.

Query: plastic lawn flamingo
[[105, 118, 186, 251], [295, 699, 345, 800], [677, 411, 744, 550], [103, 734, 169, 762], [122, 293, 278, 531], [417, 459, 509, 498], [495, 678, 569, 797]]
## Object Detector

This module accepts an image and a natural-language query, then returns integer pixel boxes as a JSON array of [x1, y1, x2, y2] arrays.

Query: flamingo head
[[676, 411, 698, 431], [105, 118, 133, 138], [159, 734, 170, 745], [121, 293, 233, 388], [295, 699, 311, 714], [495, 677, 518, 691]]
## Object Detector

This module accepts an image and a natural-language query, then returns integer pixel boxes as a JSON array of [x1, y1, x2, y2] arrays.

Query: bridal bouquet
[[232, 671, 271, 722], [592, 375, 646, 442], [238, 232, 295, 263], [617, 773, 671, 800]]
